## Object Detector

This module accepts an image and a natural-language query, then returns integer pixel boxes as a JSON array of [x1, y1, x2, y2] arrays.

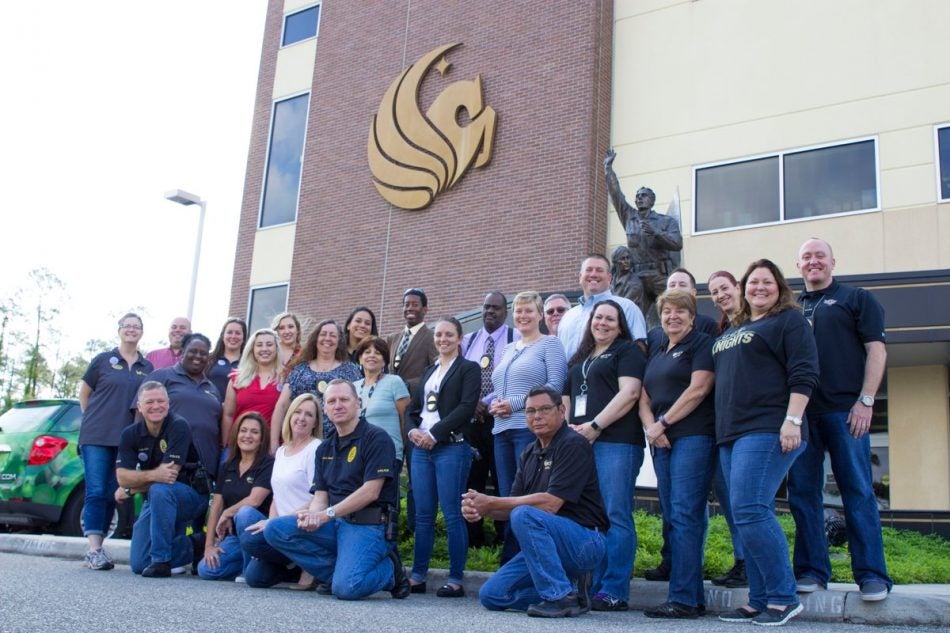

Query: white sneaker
[[170, 566, 188, 575], [235, 576, 247, 583]]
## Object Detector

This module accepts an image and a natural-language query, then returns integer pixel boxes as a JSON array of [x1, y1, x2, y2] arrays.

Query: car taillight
[[28, 435, 69, 465]]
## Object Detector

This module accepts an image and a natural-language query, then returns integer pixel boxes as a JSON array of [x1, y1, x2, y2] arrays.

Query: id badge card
[[574, 394, 587, 418]]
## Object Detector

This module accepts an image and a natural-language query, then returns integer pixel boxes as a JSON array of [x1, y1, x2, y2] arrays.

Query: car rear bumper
[[0, 500, 61, 527]]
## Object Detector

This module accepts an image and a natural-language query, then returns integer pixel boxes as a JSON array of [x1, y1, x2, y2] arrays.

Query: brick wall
[[230, 0, 614, 336]]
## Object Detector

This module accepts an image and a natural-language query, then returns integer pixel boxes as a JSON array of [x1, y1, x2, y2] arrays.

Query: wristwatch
[[589, 420, 601, 432], [784, 415, 803, 427], [657, 415, 670, 429], [325, 505, 336, 519], [858, 394, 875, 407], [124, 487, 133, 498]]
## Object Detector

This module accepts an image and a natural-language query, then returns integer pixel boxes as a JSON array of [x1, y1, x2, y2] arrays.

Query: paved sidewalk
[[2, 533, 947, 627]]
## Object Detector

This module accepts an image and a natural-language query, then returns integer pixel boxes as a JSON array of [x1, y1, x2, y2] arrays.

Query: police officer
[[463, 386, 608, 618], [115, 381, 208, 577], [263, 379, 410, 600]]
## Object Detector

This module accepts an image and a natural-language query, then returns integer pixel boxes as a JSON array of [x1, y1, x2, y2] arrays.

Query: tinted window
[[785, 140, 877, 219], [51, 404, 82, 433], [248, 285, 288, 333], [0, 403, 65, 433], [939, 126, 950, 201], [260, 94, 310, 227], [695, 156, 779, 231], [282, 5, 320, 46]]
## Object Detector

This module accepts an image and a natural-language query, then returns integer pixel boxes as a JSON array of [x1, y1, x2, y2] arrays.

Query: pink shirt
[[145, 347, 182, 370]]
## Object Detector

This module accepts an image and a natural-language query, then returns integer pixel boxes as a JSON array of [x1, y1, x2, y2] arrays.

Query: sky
[[0, 2, 268, 358]]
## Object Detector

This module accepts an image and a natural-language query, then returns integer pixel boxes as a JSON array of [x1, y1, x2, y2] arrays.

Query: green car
[[0, 399, 93, 535]]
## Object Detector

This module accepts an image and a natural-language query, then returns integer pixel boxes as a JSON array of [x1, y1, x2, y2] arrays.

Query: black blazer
[[407, 357, 480, 443]]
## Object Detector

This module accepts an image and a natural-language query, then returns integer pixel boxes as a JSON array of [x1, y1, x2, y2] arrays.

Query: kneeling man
[[116, 381, 209, 577], [463, 386, 608, 618], [264, 379, 409, 600]]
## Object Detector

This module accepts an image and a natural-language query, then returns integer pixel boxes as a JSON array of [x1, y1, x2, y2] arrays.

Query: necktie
[[480, 334, 495, 397], [395, 327, 411, 369]]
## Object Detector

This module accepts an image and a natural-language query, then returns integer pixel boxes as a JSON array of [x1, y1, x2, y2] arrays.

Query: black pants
[[465, 413, 503, 548]]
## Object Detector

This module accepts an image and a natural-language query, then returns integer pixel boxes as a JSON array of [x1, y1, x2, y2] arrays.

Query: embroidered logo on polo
[[347, 446, 358, 463], [367, 43, 497, 210], [543, 459, 553, 470], [135, 370, 148, 376], [159, 439, 168, 453], [672, 350, 684, 358]]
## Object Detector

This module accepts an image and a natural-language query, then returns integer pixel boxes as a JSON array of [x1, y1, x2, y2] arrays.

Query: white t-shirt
[[271, 438, 320, 516]]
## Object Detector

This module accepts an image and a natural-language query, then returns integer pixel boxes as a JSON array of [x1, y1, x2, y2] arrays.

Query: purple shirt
[[462, 325, 521, 405], [145, 347, 181, 370]]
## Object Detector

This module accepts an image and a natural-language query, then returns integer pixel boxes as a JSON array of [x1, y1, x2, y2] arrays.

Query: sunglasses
[[545, 307, 568, 316]]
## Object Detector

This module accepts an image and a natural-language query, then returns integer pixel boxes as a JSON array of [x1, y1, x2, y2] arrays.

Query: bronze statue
[[605, 149, 683, 328]]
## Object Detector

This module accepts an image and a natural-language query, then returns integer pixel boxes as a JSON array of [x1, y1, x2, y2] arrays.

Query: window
[[282, 4, 320, 47], [937, 125, 950, 201], [247, 284, 288, 333], [259, 93, 310, 228], [694, 138, 878, 233]]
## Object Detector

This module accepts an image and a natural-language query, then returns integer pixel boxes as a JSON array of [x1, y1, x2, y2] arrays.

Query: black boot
[[711, 559, 748, 588]]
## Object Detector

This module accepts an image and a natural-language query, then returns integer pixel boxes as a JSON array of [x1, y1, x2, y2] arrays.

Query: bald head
[[796, 238, 836, 292]]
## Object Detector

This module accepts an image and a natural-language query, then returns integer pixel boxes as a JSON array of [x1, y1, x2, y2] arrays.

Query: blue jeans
[[79, 445, 117, 537], [264, 515, 394, 600], [129, 482, 208, 573], [658, 448, 743, 567], [592, 441, 643, 601], [493, 427, 536, 497], [721, 434, 804, 610], [411, 441, 472, 585], [196, 533, 245, 580], [479, 505, 605, 610], [654, 435, 716, 607], [787, 411, 891, 588], [493, 428, 536, 562], [236, 507, 298, 587]]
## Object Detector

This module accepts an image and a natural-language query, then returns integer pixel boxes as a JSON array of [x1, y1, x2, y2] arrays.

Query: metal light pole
[[163, 189, 207, 322]]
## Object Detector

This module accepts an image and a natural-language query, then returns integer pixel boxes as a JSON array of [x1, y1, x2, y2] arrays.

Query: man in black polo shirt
[[115, 381, 208, 577], [787, 238, 892, 601], [263, 379, 410, 600], [463, 386, 608, 618]]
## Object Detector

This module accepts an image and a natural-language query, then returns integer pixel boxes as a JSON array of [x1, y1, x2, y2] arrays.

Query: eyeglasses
[[525, 404, 558, 417], [120, 323, 143, 330], [545, 307, 568, 316]]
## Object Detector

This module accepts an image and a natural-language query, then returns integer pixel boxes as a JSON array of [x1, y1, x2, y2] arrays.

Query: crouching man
[[116, 381, 209, 577], [463, 386, 608, 618], [263, 379, 410, 600]]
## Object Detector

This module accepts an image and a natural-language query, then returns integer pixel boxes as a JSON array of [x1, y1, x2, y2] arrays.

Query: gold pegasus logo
[[368, 43, 497, 210]]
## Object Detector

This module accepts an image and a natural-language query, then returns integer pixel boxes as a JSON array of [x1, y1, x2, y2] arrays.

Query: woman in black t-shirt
[[562, 299, 645, 611], [639, 290, 716, 619], [197, 412, 274, 581]]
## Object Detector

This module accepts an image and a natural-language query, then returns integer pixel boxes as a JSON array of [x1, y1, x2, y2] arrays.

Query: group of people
[[73, 237, 890, 626]]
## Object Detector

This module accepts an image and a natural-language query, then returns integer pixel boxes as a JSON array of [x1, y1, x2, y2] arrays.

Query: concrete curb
[[3, 534, 947, 627]]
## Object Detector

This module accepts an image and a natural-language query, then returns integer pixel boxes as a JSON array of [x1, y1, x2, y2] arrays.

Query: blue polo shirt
[[208, 357, 239, 404], [137, 364, 223, 478], [80, 349, 153, 447], [799, 279, 886, 415], [643, 329, 715, 440], [311, 418, 397, 509], [116, 414, 199, 483]]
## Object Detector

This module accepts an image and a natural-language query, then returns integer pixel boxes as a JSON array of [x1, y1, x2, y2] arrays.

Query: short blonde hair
[[512, 291, 543, 314], [281, 393, 323, 444]]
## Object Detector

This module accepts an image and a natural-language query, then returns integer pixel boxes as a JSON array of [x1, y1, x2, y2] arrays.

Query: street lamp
[[163, 189, 207, 322]]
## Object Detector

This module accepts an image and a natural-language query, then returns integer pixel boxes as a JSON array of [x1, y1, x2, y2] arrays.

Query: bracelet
[[657, 415, 670, 429]]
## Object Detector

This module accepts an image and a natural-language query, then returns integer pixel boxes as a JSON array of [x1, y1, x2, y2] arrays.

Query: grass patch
[[397, 497, 950, 584]]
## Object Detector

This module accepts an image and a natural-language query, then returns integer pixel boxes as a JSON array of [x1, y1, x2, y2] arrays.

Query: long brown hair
[[297, 319, 348, 365], [227, 411, 270, 465]]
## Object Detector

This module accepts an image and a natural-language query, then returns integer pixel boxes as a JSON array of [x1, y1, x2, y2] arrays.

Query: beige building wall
[[247, 1, 318, 288], [608, 0, 950, 279], [887, 366, 950, 510]]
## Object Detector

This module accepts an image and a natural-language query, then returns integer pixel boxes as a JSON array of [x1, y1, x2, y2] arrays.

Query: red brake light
[[28, 435, 69, 465]]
